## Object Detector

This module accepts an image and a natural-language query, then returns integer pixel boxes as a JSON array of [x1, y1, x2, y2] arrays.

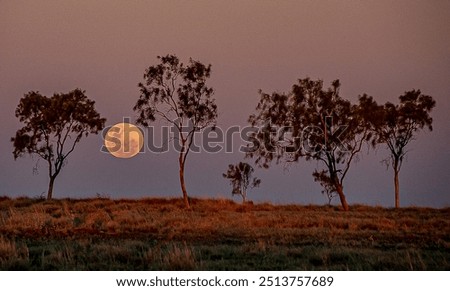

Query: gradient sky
[[1, 0, 449, 207]]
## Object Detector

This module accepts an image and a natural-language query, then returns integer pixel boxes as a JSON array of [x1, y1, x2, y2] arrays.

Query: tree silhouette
[[248, 78, 380, 211], [223, 162, 261, 203], [134, 54, 217, 209], [377, 90, 435, 208], [11, 89, 106, 199]]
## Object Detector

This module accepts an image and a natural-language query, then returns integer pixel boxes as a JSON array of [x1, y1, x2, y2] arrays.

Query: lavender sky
[[1, 0, 449, 207]]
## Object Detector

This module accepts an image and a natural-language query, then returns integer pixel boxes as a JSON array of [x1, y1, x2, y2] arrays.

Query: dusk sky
[[1, 0, 449, 207]]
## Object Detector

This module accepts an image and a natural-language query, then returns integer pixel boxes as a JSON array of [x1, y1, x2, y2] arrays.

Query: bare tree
[[223, 162, 261, 203], [377, 90, 436, 208], [248, 78, 380, 211], [11, 89, 106, 199], [134, 54, 217, 209]]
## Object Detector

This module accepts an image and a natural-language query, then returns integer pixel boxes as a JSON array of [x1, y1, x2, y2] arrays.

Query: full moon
[[104, 123, 144, 158]]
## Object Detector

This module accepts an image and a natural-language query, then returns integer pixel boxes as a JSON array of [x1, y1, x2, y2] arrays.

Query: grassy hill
[[0, 196, 448, 270]]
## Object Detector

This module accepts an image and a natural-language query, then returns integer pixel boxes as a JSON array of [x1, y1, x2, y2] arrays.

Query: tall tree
[[134, 54, 217, 209], [223, 162, 261, 203], [12, 89, 106, 199], [377, 90, 436, 208], [248, 78, 380, 211]]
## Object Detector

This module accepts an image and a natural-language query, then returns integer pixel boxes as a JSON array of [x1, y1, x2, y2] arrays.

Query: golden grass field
[[0, 196, 448, 270]]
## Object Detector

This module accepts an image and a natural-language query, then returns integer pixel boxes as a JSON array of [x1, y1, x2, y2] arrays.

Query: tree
[[133, 54, 217, 209], [11, 89, 106, 200], [377, 90, 435, 208], [223, 162, 261, 203], [248, 78, 380, 211]]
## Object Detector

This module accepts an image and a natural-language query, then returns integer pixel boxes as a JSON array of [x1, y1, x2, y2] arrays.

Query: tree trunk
[[394, 158, 400, 208], [335, 183, 349, 211], [179, 155, 190, 209], [47, 176, 55, 200]]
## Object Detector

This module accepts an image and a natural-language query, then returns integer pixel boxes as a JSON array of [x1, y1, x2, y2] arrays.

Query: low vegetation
[[0, 196, 448, 270]]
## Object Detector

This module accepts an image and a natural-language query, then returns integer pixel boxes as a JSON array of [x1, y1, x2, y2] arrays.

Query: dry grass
[[0, 196, 448, 270]]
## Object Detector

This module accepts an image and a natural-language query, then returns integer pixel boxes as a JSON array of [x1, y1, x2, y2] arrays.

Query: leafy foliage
[[134, 54, 217, 129], [377, 90, 435, 170], [11, 89, 106, 199]]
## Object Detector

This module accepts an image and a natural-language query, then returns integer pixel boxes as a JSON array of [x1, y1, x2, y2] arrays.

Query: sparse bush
[[223, 162, 261, 204]]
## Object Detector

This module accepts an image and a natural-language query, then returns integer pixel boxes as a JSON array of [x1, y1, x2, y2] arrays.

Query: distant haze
[[1, 0, 449, 207]]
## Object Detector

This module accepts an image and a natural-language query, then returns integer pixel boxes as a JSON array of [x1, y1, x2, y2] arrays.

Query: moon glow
[[104, 123, 144, 158]]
